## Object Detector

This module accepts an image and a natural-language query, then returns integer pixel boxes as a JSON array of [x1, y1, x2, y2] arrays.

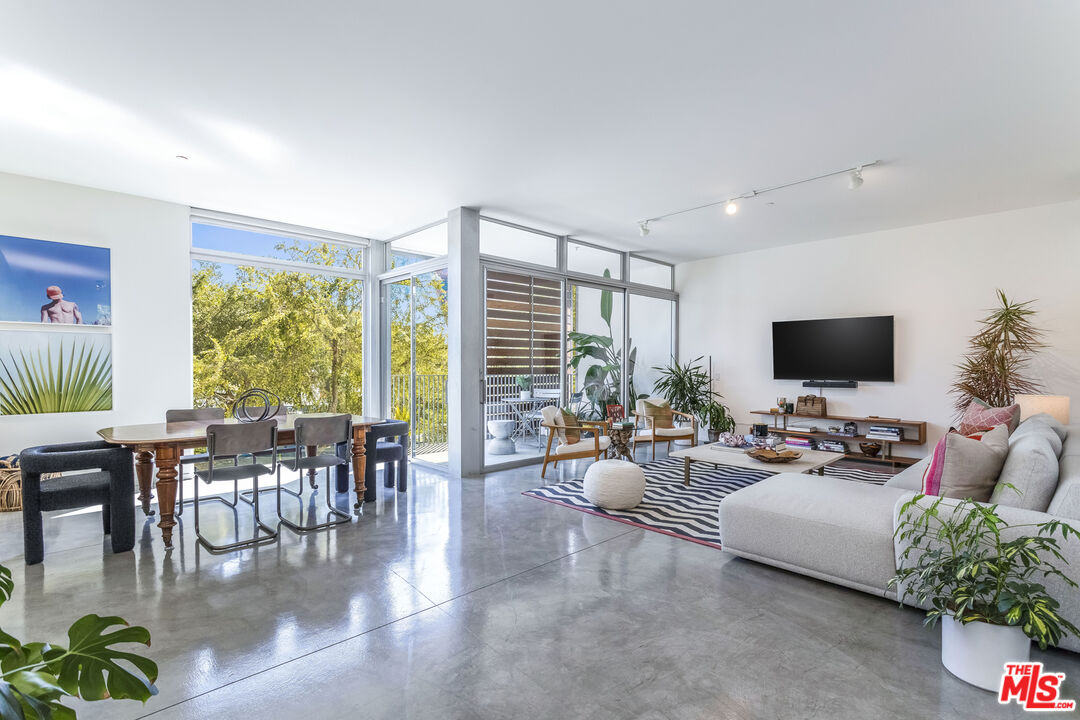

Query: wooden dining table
[[97, 413, 384, 548]]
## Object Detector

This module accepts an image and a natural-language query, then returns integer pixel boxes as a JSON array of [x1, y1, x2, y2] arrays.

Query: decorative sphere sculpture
[[232, 388, 283, 423]]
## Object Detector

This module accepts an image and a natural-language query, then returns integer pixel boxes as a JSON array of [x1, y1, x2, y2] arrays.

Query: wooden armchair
[[631, 396, 697, 460], [540, 405, 611, 478]]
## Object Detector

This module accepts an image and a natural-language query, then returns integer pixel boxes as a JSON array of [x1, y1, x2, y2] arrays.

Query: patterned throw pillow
[[642, 399, 674, 429], [957, 398, 1020, 436], [558, 409, 581, 444], [921, 424, 1009, 501]]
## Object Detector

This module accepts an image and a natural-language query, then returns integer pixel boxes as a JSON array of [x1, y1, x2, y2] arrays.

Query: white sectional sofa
[[718, 414, 1080, 652]]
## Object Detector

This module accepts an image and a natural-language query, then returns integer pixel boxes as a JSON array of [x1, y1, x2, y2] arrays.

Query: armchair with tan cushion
[[632, 396, 696, 460], [540, 405, 611, 478]]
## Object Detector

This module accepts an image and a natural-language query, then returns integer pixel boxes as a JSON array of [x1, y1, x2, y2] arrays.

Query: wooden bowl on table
[[745, 448, 802, 464]]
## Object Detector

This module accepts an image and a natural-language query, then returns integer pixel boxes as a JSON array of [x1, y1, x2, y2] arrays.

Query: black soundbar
[[802, 380, 858, 389]]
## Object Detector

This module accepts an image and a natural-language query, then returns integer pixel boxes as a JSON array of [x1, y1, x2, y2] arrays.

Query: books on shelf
[[817, 439, 848, 454], [783, 436, 815, 449]]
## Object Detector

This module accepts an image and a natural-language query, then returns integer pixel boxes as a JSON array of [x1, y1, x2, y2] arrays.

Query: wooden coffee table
[[668, 443, 844, 486]]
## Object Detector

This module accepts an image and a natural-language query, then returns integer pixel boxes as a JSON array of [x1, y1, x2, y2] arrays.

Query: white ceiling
[[1, 1, 1078, 263]]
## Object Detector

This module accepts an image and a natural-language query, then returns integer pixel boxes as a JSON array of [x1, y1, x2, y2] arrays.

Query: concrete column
[[448, 207, 483, 477], [363, 240, 385, 418]]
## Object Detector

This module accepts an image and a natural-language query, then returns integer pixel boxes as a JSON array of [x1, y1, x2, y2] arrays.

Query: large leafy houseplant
[[951, 290, 1045, 418], [566, 270, 642, 419], [890, 493, 1080, 650], [701, 400, 736, 441], [0, 564, 158, 718], [652, 356, 720, 422]]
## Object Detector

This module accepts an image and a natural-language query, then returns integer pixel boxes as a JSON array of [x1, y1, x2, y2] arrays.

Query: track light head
[[638, 220, 650, 237], [848, 166, 864, 190], [725, 200, 738, 215]]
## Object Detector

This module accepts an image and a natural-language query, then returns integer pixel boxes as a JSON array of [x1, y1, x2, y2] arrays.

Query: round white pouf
[[583, 460, 646, 510]]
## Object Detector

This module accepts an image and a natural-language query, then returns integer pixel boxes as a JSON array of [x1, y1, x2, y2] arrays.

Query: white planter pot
[[941, 617, 1030, 691], [519, 390, 532, 400]]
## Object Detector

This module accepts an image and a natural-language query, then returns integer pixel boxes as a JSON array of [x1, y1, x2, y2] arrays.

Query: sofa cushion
[[884, 456, 930, 491], [1049, 454, 1080, 520], [991, 431, 1060, 512], [958, 399, 1020, 436], [921, 424, 1009, 501], [1013, 413, 1068, 447], [718, 474, 912, 596]]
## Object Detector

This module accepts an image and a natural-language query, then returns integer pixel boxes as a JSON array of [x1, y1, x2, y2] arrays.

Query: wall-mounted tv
[[772, 316, 894, 382]]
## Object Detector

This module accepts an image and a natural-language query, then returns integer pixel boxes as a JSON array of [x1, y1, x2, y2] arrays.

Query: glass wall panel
[[566, 282, 625, 419], [191, 259, 363, 413], [629, 256, 672, 289], [390, 222, 448, 269], [483, 269, 563, 467], [193, 223, 363, 270], [567, 241, 622, 280], [629, 294, 675, 402], [479, 220, 557, 267]]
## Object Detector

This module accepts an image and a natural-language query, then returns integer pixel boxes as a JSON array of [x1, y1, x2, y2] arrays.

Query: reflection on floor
[[1, 449, 1076, 719]]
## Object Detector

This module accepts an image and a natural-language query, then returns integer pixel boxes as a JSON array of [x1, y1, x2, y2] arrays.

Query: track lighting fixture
[[848, 166, 864, 190], [635, 160, 878, 234]]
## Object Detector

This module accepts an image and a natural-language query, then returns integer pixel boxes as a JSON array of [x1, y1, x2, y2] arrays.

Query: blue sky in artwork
[[0, 235, 111, 325]]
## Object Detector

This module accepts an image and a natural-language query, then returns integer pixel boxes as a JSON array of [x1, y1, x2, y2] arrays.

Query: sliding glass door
[[482, 268, 564, 469], [384, 269, 449, 467], [566, 281, 626, 419]]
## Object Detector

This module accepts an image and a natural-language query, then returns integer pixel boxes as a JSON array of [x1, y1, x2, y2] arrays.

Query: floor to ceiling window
[[190, 215, 367, 414]]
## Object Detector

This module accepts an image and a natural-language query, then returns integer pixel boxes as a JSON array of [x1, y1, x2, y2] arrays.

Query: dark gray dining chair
[[359, 420, 410, 502], [276, 414, 352, 533], [194, 420, 279, 552], [19, 441, 135, 565], [166, 407, 231, 517]]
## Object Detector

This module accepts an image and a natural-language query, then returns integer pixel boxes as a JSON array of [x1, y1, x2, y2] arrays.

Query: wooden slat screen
[[486, 270, 563, 374]]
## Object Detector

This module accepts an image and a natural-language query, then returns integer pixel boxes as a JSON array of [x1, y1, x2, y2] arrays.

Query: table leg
[[352, 427, 367, 513], [683, 457, 691, 486], [135, 449, 155, 516], [154, 444, 180, 548]]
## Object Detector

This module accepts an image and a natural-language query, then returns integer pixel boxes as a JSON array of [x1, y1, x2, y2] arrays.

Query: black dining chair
[[276, 414, 352, 534], [193, 420, 279, 552], [363, 420, 410, 502], [19, 441, 135, 565], [166, 407, 231, 517]]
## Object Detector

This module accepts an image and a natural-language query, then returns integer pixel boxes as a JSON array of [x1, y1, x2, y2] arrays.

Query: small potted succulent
[[515, 375, 533, 400], [701, 400, 736, 443], [890, 491, 1079, 691]]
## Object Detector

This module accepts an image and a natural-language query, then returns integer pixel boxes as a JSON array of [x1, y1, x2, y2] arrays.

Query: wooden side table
[[607, 424, 636, 462]]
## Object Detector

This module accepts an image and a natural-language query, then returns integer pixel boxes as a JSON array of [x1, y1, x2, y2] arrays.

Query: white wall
[[0, 172, 192, 455], [676, 200, 1080, 459]]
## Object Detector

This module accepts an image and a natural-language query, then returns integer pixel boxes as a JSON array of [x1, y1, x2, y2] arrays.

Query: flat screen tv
[[772, 316, 894, 382]]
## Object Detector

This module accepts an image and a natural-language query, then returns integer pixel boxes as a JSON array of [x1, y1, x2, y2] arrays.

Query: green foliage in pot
[[0, 564, 158, 718], [566, 269, 643, 419], [951, 290, 1046, 418], [514, 375, 532, 391], [652, 356, 720, 424], [701, 400, 736, 433], [889, 492, 1080, 649]]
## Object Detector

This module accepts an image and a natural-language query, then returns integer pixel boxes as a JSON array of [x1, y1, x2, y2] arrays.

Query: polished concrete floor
[[2, 451, 1078, 719]]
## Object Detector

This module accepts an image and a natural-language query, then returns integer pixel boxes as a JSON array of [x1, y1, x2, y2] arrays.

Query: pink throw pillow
[[957, 399, 1020, 436]]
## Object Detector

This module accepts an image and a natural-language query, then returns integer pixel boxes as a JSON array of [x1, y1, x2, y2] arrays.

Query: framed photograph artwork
[[0, 235, 111, 326]]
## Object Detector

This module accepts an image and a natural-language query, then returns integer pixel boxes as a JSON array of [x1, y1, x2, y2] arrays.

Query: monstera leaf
[[0, 572, 157, 719], [0, 566, 12, 609]]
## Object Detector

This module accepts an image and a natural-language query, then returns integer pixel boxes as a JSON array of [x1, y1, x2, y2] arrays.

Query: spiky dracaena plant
[[0, 339, 112, 415], [951, 290, 1045, 418]]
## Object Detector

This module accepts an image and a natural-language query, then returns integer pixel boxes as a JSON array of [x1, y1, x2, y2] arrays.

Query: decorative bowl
[[746, 448, 802, 464], [859, 442, 882, 458]]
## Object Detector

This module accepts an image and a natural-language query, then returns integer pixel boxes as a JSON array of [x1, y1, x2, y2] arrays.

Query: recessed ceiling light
[[175, 154, 188, 161], [725, 200, 738, 215]]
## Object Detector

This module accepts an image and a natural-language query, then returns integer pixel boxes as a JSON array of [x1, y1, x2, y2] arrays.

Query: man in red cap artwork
[[40, 285, 83, 324]]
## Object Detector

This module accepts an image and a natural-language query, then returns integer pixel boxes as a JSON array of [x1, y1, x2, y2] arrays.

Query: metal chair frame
[[276, 415, 352, 534], [193, 421, 280, 552]]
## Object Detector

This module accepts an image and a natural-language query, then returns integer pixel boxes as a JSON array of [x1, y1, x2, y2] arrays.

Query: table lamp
[[1015, 394, 1071, 425]]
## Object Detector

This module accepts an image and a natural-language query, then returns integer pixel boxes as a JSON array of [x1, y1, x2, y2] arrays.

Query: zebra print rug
[[522, 457, 892, 549]]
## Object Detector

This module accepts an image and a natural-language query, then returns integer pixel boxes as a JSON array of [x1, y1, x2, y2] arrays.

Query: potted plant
[[515, 375, 532, 400], [653, 357, 722, 444], [701, 400, 736, 443], [890, 492, 1080, 691]]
